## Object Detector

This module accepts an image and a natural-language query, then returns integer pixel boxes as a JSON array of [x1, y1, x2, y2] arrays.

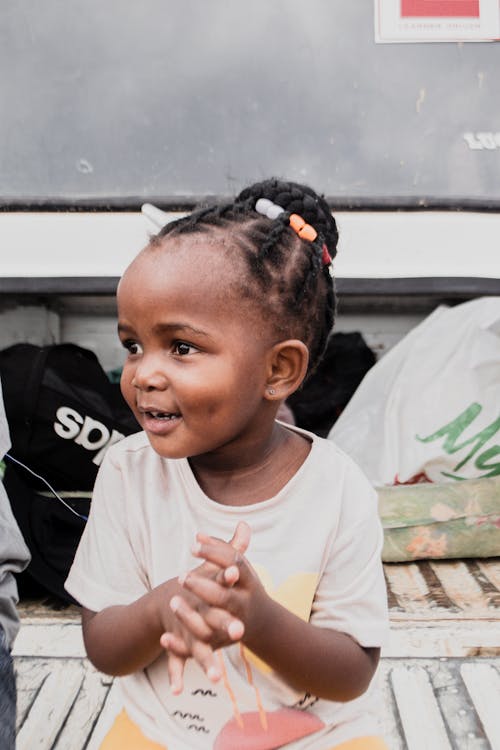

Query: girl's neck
[[188, 423, 311, 506]]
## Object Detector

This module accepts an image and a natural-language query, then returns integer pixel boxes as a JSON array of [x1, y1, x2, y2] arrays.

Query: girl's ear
[[265, 340, 309, 401]]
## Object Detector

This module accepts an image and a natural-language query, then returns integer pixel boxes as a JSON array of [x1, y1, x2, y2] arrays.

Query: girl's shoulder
[[280, 421, 370, 476]]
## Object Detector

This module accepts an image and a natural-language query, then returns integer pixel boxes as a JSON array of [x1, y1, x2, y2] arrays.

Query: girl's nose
[[131, 355, 168, 391]]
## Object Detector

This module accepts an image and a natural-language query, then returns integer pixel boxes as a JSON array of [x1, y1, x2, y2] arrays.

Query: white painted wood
[[13, 623, 86, 658], [376, 664, 405, 750], [461, 663, 500, 749], [478, 560, 500, 592], [383, 563, 433, 613], [15, 658, 53, 732], [2, 210, 500, 279], [16, 661, 84, 750], [0, 306, 60, 350], [429, 561, 486, 610], [85, 680, 123, 750], [390, 666, 453, 750], [384, 621, 500, 658], [0, 212, 151, 277], [53, 665, 112, 750]]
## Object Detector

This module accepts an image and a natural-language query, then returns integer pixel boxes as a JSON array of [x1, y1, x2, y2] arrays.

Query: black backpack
[[287, 332, 376, 437], [0, 343, 139, 603]]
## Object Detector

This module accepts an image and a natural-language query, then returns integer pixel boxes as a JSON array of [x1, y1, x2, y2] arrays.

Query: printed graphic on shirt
[[214, 708, 325, 750], [167, 566, 323, 748], [241, 566, 319, 674]]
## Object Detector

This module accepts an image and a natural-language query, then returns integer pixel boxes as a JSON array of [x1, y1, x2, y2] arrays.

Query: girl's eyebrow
[[117, 321, 212, 339], [152, 322, 213, 339]]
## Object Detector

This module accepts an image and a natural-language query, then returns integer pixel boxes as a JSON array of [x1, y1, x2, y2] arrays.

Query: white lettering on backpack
[[54, 406, 125, 466], [54, 406, 83, 439]]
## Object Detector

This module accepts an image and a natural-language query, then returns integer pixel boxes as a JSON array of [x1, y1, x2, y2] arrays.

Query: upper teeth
[[150, 411, 175, 419]]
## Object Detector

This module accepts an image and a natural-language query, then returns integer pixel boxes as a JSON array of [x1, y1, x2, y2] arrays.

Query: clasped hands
[[160, 521, 264, 694]]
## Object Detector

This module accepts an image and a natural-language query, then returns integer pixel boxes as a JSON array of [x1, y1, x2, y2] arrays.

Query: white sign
[[375, 0, 500, 42]]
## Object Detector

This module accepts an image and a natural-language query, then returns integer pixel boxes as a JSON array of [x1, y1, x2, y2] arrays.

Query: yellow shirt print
[[243, 565, 319, 674]]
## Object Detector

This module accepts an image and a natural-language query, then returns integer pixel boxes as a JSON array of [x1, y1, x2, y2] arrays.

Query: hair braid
[[151, 178, 338, 376]]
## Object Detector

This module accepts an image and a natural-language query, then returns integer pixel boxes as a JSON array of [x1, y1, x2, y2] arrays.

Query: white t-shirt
[[66, 426, 389, 750]]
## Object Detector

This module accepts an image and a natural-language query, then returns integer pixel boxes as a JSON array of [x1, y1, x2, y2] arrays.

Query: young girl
[[65, 178, 390, 750]]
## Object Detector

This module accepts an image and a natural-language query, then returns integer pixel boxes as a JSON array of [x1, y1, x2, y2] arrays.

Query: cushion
[[378, 476, 500, 561]]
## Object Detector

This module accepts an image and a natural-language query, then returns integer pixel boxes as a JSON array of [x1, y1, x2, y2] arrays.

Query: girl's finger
[[190, 640, 221, 684], [196, 521, 251, 554], [223, 564, 240, 586], [167, 651, 185, 695], [160, 631, 190, 656], [178, 577, 244, 641], [180, 574, 230, 608], [170, 595, 214, 642], [192, 539, 246, 574], [229, 521, 251, 553]]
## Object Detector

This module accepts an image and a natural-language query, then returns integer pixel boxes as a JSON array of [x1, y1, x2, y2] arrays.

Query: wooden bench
[[13, 558, 500, 749]]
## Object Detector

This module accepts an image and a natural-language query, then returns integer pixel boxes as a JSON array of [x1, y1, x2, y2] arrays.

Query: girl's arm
[[239, 596, 379, 702], [174, 536, 380, 703], [81, 523, 251, 684], [81, 578, 181, 676]]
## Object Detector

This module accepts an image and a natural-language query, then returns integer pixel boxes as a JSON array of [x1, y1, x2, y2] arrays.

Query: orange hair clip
[[298, 224, 317, 242], [288, 213, 318, 243], [288, 213, 306, 233]]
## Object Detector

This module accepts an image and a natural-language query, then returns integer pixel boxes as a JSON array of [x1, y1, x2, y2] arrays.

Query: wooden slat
[[478, 560, 500, 592], [383, 563, 434, 613], [384, 621, 500, 658], [13, 623, 85, 658], [376, 664, 405, 749], [15, 658, 51, 732], [390, 666, 453, 750], [53, 666, 112, 750], [429, 561, 488, 611], [428, 659, 488, 748], [85, 680, 123, 750], [415, 562, 458, 611], [461, 663, 500, 750], [16, 661, 84, 750]]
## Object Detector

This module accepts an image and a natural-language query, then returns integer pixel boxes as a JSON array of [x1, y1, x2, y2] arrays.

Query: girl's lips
[[140, 411, 182, 436]]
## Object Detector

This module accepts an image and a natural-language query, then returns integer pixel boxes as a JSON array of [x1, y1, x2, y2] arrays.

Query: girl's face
[[117, 238, 277, 467]]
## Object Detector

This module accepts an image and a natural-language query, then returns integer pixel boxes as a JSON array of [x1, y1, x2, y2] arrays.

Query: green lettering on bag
[[472, 445, 500, 478], [416, 403, 500, 479]]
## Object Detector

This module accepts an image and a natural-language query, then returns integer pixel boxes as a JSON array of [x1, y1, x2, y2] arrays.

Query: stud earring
[[268, 388, 276, 395]]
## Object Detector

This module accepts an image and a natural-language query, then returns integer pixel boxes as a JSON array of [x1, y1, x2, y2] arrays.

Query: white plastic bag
[[329, 297, 500, 486]]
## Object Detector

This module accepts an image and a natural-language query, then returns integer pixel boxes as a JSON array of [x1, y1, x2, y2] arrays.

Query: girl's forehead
[[130, 234, 244, 283], [119, 235, 259, 321]]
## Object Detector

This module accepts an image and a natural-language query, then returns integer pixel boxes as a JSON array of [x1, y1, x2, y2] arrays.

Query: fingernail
[[227, 620, 244, 640], [191, 542, 201, 555], [207, 666, 221, 682], [171, 682, 182, 695], [170, 596, 180, 612], [178, 572, 187, 586]]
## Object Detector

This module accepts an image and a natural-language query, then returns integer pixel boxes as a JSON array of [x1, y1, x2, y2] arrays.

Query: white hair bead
[[255, 197, 284, 220], [255, 198, 273, 215], [266, 203, 284, 219]]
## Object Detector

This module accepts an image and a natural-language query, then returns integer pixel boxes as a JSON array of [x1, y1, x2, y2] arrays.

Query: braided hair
[[152, 178, 338, 376]]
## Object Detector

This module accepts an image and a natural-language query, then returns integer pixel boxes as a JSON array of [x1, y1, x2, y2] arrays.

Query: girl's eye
[[174, 342, 196, 356], [123, 340, 143, 355]]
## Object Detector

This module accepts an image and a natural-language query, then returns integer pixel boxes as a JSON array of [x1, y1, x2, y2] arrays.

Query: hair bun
[[238, 178, 338, 261]]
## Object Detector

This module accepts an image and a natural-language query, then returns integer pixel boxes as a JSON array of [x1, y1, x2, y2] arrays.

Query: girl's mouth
[[140, 409, 182, 435], [146, 411, 180, 420]]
